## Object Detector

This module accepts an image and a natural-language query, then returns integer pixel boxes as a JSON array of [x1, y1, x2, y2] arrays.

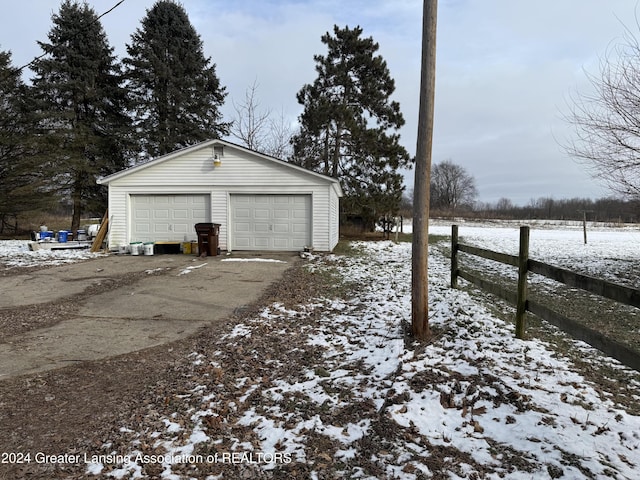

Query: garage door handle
[[269, 225, 273, 231]]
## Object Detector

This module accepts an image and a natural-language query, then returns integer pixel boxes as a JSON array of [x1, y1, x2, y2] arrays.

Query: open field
[[430, 220, 640, 354]]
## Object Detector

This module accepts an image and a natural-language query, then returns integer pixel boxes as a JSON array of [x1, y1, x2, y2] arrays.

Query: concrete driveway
[[0, 252, 296, 379]]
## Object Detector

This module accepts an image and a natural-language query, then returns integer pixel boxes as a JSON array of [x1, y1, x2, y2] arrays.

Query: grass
[[332, 239, 362, 256]]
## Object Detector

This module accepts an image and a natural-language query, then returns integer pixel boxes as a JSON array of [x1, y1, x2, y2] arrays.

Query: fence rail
[[450, 224, 640, 371]]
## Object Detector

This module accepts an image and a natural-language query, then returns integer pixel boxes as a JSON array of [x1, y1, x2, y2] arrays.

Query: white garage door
[[231, 194, 311, 251], [131, 194, 210, 242]]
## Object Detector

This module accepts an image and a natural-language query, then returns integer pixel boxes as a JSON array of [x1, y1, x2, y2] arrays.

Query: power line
[[7, 0, 127, 78]]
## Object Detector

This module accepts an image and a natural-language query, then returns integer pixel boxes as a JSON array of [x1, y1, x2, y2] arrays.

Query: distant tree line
[[417, 193, 639, 224], [405, 160, 639, 223], [475, 196, 639, 223], [1, 1, 410, 236]]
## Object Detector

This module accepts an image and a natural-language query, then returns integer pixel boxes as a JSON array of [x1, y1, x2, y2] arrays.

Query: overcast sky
[[1, 0, 637, 204]]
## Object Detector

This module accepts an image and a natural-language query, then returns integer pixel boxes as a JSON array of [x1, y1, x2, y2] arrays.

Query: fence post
[[515, 226, 530, 339], [451, 224, 459, 289]]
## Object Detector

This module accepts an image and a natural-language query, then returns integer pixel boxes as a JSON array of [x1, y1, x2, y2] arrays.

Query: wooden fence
[[450, 224, 640, 371]]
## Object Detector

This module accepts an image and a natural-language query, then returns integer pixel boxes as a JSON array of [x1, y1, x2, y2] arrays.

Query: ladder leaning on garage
[[90, 209, 109, 253]]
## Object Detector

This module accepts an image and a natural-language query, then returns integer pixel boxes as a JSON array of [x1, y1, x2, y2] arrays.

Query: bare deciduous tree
[[495, 197, 514, 212], [265, 107, 295, 159], [564, 25, 640, 199], [430, 159, 477, 212], [230, 80, 295, 159], [230, 80, 270, 152]]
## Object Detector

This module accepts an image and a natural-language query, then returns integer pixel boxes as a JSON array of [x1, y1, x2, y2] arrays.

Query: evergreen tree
[[291, 25, 412, 229], [124, 0, 229, 160], [0, 50, 46, 232], [31, 0, 130, 232]]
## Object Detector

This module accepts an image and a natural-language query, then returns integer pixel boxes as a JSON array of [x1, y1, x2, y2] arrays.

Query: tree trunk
[[70, 171, 85, 233], [71, 190, 82, 234], [332, 123, 340, 178]]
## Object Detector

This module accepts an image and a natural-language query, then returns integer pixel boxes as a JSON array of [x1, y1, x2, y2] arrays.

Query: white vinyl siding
[[329, 189, 340, 250]]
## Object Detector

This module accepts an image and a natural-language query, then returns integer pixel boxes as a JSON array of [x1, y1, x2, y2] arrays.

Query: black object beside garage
[[195, 223, 221, 256]]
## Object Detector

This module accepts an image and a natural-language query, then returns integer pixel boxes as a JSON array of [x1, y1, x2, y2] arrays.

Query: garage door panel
[[235, 222, 250, 233], [231, 194, 311, 251], [254, 209, 270, 220], [234, 208, 250, 219], [172, 209, 189, 220], [131, 195, 210, 242], [273, 209, 290, 219], [235, 238, 251, 248], [173, 223, 189, 234], [273, 238, 290, 249], [135, 208, 150, 219], [254, 237, 269, 248]]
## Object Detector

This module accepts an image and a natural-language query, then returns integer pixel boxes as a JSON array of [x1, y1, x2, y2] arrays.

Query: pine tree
[[0, 50, 46, 232], [31, 0, 130, 232], [291, 25, 412, 229], [124, 0, 229, 160]]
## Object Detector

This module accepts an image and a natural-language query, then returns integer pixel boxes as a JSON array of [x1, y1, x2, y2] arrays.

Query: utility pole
[[412, 0, 438, 340]]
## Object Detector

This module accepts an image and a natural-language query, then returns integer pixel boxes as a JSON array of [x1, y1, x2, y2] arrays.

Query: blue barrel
[[58, 230, 69, 243]]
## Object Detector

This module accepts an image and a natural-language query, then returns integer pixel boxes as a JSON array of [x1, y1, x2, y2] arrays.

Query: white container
[[87, 224, 100, 238], [143, 242, 154, 255], [130, 242, 142, 255]]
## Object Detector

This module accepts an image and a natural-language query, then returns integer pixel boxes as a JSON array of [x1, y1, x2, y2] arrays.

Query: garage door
[[131, 194, 210, 242], [231, 194, 311, 251]]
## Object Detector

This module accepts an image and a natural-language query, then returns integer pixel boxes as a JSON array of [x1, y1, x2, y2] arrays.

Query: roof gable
[[97, 139, 342, 195]]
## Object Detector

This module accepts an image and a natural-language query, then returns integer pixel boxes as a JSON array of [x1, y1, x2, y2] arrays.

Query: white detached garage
[[97, 139, 343, 252]]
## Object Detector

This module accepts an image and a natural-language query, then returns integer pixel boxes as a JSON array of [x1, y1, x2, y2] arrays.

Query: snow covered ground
[[429, 220, 639, 278], [0, 240, 101, 269], [1, 222, 639, 478]]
